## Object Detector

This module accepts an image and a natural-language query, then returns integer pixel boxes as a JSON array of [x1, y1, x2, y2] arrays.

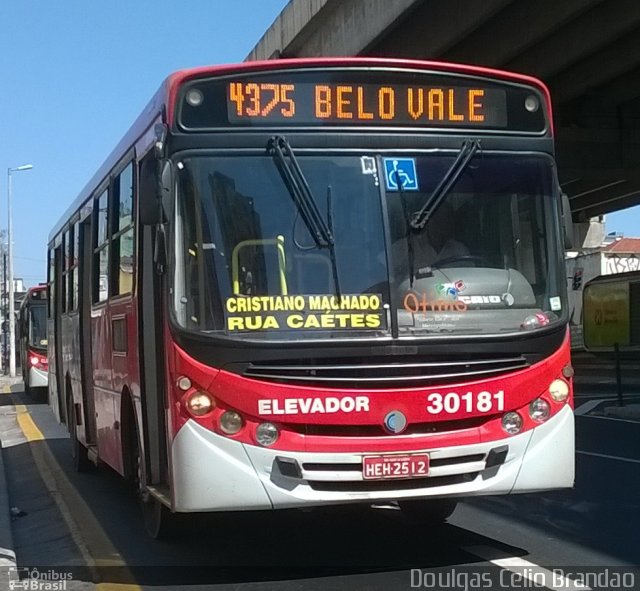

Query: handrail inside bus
[[231, 235, 287, 296]]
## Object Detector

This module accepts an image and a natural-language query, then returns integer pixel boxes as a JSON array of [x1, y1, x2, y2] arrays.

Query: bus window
[[94, 190, 109, 302], [114, 162, 135, 295]]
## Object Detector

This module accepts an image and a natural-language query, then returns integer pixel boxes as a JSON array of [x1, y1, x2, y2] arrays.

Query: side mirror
[[139, 158, 173, 225], [154, 224, 167, 274], [561, 192, 574, 250], [160, 159, 173, 222], [139, 157, 160, 226]]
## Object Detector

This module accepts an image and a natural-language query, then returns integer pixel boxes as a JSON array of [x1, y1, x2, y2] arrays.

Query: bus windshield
[[29, 305, 48, 350], [173, 153, 566, 340]]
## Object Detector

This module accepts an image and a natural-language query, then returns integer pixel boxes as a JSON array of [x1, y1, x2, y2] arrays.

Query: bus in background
[[47, 57, 575, 538], [18, 284, 48, 397]]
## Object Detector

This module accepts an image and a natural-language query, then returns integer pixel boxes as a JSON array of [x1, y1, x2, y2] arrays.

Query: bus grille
[[307, 473, 479, 492], [286, 418, 488, 437], [242, 355, 529, 388], [302, 454, 485, 472]]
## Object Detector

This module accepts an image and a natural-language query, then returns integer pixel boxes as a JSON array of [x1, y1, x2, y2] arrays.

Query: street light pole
[[1, 249, 5, 374], [7, 164, 33, 377]]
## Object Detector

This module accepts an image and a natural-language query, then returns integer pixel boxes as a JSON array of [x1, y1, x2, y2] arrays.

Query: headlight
[[220, 411, 243, 435], [185, 391, 215, 417], [529, 398, 551, 423], [549, 379, 570, 402], [502, 412, 523, 435], [256, 422, 279, 447]]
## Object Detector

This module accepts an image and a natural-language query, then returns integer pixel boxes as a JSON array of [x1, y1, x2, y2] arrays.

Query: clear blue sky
[[0, 0, 288, 287], [604, 206, 640, 237], [2, 1, 636, 289]]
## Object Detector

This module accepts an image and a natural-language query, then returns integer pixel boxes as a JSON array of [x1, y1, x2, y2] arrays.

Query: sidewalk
[[0, 375, 24, 586]]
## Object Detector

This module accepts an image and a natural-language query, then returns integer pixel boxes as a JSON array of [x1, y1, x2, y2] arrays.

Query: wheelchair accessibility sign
[[384, 158, 419, 191]]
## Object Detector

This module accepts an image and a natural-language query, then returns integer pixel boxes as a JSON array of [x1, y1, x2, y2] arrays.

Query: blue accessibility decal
[[383, 158, 419, 191]]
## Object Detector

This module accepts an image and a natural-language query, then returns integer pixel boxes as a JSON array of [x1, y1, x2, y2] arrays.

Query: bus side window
[[113, 162, 135, 296], [93, 190, 109, 303]]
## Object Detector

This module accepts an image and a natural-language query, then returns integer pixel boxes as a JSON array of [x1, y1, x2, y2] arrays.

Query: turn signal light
[[548, 379, 570, 402], [185, 391, 215, 417]]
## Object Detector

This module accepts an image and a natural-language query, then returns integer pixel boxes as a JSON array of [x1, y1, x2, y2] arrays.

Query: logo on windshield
[[435, 283, 459, 299]]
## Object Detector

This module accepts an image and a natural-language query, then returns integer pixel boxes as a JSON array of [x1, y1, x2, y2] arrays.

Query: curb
[[0, 377, 20, 586], [0, 425, 16, 586]]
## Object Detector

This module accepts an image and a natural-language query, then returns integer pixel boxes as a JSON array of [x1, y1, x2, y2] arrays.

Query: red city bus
[[47, 57, 575, 538], [19, 285, 49, 396]]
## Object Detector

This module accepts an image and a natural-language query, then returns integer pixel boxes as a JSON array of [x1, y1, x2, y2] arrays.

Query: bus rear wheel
[[398, 498, 458, 523]]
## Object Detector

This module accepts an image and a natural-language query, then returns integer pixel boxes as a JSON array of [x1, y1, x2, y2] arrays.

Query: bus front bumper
[[170, 404, 574, 512], [29, 367, 48, 389]]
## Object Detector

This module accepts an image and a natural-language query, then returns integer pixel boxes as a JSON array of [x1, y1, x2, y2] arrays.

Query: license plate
[[362, 454, 429, 480]]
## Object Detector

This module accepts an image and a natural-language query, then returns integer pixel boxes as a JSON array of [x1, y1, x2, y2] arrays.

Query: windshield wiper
[[268, 136, 334, 247], [267, 135, 341, 296], [396, 171, 416, 287], [409, 139, 481, 230]]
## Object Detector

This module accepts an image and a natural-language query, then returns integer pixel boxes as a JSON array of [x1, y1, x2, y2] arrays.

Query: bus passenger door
[[53, 246, 66, 424], [79, 218, 97, 445], [91, 187, 116, 466]]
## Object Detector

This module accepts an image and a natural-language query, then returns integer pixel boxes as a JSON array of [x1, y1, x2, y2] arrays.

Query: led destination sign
[[226, 82, 506, 127], [178, 70, 547, 132]]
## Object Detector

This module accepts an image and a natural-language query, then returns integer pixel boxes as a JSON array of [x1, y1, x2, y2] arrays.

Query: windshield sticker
[[384, 158, 419, 191], [404, 292, 468, 313], [225, 294, 386, 332], [550, 296, 562, 311], [403, 284, 520, 313], [360, 156, 376, 175]]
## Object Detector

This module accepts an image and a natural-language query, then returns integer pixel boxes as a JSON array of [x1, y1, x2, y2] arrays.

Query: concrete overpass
[[247, 0, 640, 237]]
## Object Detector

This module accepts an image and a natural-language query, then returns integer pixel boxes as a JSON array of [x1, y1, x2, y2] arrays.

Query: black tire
[[398, 498, 458, 524], [132, 427, 175, 539], [69, 397, 93, 473]]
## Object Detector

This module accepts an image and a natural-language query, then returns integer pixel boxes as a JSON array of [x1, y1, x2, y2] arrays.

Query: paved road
[[1, 382, 639, 590]]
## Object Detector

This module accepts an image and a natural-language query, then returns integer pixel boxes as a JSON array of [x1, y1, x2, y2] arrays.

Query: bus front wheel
[[69, 398, 93, 473], [132, 430, 175, 539], [398, 498, 458, 523]]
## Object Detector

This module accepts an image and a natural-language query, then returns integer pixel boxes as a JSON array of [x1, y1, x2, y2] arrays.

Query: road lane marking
[[576, 450, 640, 464], [10, 399, 142, 590], [574, 399, 609, 415], [21, 431, 143, 591], [577, 414, 640, 424], [465, 546, 590, 590], [14, 404, 44, 442]]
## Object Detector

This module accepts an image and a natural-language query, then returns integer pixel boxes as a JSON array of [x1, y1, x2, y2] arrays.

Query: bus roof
[[48, 57, 552, 243], [19, 284, 47, 311]]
